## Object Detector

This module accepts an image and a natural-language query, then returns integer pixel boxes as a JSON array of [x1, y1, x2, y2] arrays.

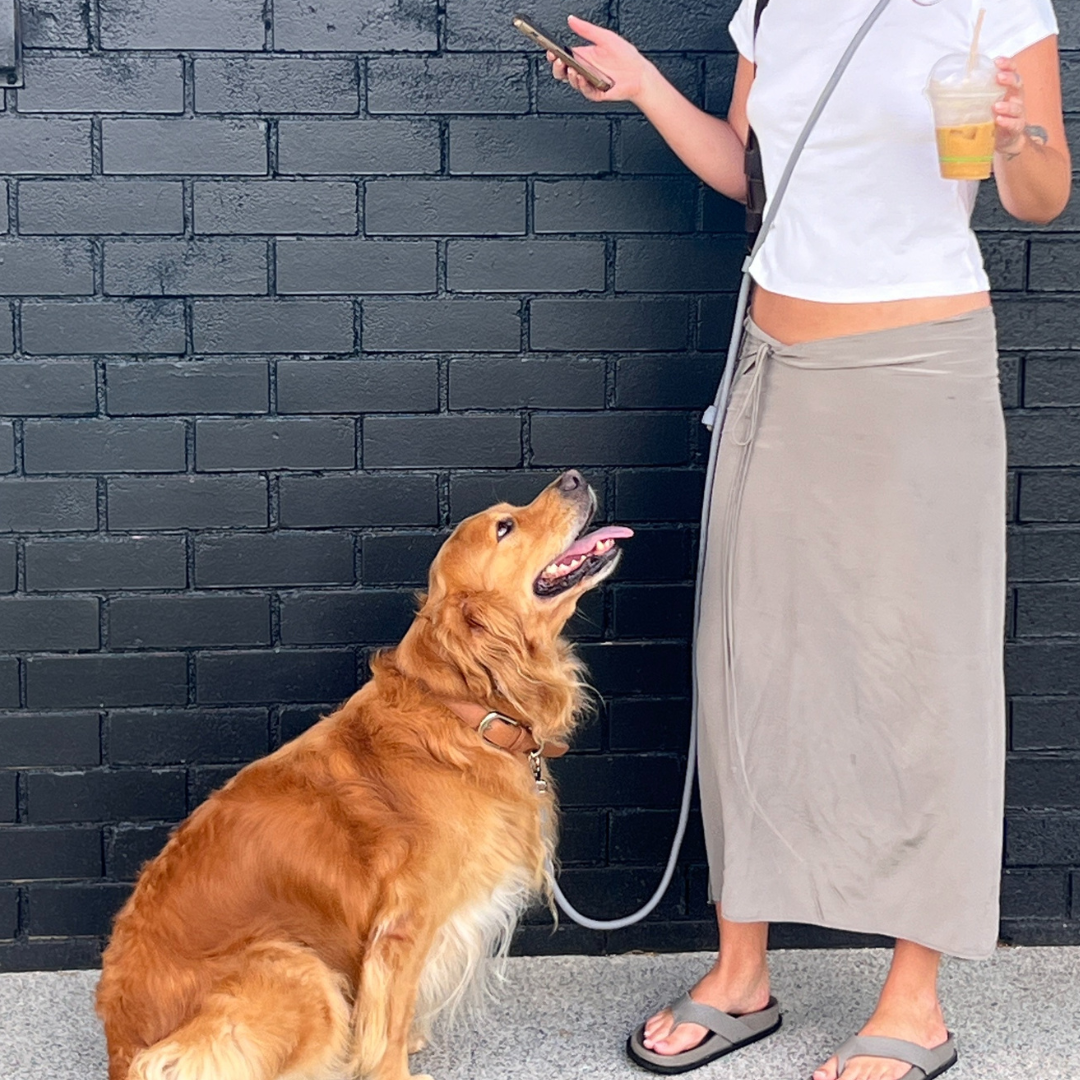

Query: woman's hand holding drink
[[926, 4, 1038, 183], [992, 56, 1035, 156], [926, 51, 1036, 181]]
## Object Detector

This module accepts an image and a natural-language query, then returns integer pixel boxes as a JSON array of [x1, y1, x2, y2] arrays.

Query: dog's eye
[[495, 518, 515, 542]]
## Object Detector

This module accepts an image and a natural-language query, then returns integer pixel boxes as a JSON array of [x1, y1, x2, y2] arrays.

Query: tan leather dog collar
[[442, 699, 569, 760]]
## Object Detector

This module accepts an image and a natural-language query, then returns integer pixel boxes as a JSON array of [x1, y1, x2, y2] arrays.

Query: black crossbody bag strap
[[743, 0, 771, 245]]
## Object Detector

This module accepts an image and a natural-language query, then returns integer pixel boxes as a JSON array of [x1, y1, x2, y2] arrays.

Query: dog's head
[[431, 469, 631, 631], [403, 471, 632, 739]]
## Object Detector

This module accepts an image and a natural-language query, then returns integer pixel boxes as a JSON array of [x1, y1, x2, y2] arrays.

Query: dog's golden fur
[[96, 473, 616, 1080]]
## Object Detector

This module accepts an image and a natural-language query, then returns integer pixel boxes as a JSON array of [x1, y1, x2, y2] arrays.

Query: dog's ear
[[430, 590, 533, 704], [412, 587, 586, 737]]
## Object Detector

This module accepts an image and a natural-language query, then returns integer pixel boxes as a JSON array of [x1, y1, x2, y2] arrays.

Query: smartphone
[[512, 13, 614, 92]]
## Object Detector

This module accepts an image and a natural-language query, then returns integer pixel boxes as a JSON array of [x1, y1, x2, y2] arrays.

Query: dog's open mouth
[[534, 525, 634, 597]]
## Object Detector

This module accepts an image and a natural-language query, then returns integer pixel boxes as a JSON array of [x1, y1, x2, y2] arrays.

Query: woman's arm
[[549, 15, 751, 202], [993, 36, 1071, 225]]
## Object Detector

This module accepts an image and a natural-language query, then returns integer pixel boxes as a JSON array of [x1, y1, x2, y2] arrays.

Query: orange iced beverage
[[935, 120, 996, 180], [926, 53, 1004, 183]]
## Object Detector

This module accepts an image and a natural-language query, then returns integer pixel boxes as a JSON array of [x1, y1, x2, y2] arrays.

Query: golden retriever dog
[[96, 469, 632, 1080]]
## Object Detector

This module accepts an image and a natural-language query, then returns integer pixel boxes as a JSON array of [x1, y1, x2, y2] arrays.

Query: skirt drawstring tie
[[716, 338, 805, 863]]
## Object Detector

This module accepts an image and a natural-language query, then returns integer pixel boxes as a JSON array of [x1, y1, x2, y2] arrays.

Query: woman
[[547, 3, 1070, 1079]]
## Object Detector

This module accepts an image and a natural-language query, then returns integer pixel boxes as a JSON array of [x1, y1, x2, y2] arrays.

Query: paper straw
[[967, 8, 986, 77]]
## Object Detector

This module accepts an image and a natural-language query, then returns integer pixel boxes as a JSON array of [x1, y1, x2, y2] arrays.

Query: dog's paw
[[129, 1046, 183, 1080], [407, 1033, 430, 1054]]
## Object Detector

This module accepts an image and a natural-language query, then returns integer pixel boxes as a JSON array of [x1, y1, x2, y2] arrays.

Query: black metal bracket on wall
[[0, 0, 22, 88]]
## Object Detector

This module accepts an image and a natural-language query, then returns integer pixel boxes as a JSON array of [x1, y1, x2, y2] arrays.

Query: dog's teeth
[[546, 563, 558, 575]]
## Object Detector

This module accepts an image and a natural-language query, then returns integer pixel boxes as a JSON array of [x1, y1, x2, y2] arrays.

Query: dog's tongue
[[558, 526, 634, 562]]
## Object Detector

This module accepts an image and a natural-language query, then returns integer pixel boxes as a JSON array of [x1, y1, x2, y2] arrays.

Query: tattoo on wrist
[[1000, 125, 1050, 161]]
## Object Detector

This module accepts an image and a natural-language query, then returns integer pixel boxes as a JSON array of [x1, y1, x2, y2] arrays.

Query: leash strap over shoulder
[[705, 0, 898, 433]]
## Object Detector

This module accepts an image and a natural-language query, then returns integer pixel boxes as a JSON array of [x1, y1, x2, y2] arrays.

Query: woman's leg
[[641, 904, 771, 1055], [814, 939, 950, 1080]]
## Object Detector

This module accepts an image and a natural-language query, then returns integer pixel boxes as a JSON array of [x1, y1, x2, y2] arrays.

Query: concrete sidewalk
[[2, 947, 1077, 1079]]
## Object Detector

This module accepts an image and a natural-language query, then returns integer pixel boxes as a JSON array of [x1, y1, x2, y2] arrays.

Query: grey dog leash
[[551, 0, 899, 931]]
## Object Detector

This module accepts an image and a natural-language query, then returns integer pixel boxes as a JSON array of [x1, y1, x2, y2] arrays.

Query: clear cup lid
[[927, 52, 1003, 97]]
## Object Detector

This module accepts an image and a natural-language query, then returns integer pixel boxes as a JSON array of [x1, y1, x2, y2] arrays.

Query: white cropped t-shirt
[[729, 0, 1058, 302]]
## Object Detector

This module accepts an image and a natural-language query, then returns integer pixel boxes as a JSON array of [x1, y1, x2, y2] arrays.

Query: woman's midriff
[[750, 287, 991, 345]]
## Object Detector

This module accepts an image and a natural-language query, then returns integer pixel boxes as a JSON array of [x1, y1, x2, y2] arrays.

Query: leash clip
[[530, 747, 548, 795]]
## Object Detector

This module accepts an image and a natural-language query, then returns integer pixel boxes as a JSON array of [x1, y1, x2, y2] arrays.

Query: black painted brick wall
[[0, 0, 1077, 971]]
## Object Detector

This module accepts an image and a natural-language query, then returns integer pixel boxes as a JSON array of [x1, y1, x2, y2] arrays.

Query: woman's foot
[[813, 994, 949, 1080], [641, 959, 772, 1056]]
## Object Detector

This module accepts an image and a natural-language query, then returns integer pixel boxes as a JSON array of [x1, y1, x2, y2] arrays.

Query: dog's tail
[[126, 943, 350, 1080]]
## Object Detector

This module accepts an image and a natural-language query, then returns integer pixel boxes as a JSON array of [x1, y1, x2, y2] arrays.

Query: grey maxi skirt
[[696, 307, 1006, 960]]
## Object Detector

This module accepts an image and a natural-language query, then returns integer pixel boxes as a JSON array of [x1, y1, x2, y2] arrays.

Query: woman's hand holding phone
[[547, 15, 652, 104], [536, 13, 749, 203]]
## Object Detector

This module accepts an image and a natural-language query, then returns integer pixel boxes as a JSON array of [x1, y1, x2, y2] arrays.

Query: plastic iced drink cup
[[926, 53, 1005, 180]]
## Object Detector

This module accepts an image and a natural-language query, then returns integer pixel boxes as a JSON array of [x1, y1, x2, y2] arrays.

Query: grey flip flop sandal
[[626, 993, 782, 1075], [831, 1034, 958, 1080]]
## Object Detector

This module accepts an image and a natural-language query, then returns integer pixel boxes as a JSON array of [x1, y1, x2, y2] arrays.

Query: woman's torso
[[751, 289, 990, 345], [751, 285, 989, 343], [736, 0, 1056, 343]]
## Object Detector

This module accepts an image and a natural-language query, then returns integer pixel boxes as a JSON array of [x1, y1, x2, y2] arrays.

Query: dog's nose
[[557, 470, 584, 493]]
